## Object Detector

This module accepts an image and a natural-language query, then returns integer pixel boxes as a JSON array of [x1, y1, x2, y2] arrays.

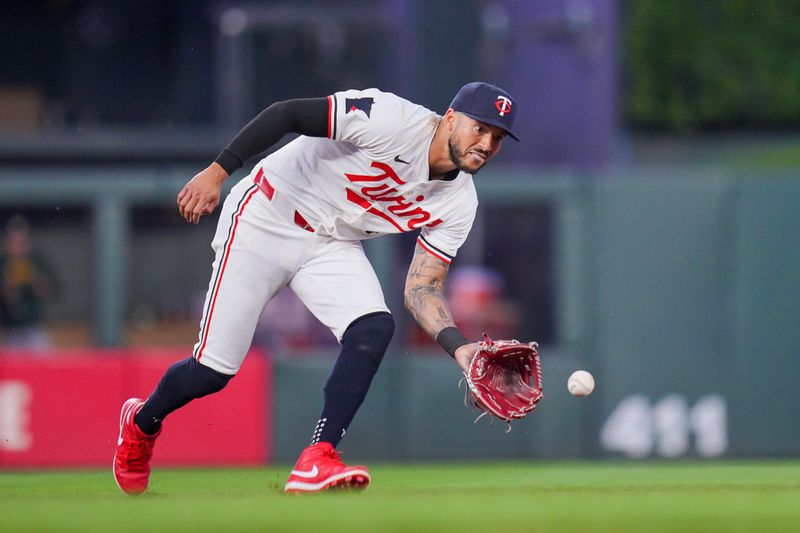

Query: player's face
[[448, 113, 508, 174]]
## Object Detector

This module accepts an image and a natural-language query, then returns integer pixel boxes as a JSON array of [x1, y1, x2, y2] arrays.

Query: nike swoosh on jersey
[[290, 465, 319, 479], [393, 155, 411, 164]]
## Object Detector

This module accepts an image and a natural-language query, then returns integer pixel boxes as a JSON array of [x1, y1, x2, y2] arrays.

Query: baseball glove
[[463, 334, 543, 429]]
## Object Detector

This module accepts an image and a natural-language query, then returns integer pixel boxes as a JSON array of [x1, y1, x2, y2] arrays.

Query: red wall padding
[[0, 349, 271, 468]]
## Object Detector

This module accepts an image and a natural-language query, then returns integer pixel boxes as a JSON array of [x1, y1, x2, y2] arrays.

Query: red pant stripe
[[195, 186, 259, 362]]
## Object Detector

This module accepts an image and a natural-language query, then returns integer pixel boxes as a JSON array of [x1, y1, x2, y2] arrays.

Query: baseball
[[567, 370, 595, 397]]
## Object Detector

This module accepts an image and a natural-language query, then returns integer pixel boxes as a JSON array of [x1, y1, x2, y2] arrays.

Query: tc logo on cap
[[450, 81, 520, 141], [495, 96, 512, 117]]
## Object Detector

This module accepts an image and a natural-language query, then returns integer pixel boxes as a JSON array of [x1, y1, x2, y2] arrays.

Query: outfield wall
[[0, 350, 270, 468], [1, 173, 799, 464], [589, 176, 800, 459]]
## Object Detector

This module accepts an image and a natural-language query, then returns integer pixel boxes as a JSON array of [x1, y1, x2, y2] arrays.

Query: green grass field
[[1, 461, 799, 532]]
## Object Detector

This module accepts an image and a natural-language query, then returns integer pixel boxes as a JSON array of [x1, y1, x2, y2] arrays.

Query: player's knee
[[341, 312, 395, 366], [162, 356, 233, 399], [193, 358, 234, 396]]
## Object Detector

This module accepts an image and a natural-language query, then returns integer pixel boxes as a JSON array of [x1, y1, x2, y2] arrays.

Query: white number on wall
[[600, 394, 727, 458], [0, 380, 33, 451], [690, 394, 727, 457]]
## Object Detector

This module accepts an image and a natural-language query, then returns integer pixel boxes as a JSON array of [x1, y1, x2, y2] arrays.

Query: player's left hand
[[463, 335, 543, 425], [454, 342, 480, 372], [177, 163, 229, 224]]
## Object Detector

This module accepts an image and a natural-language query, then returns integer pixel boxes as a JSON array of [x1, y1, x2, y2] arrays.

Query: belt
[[254, 167, 315, 233]]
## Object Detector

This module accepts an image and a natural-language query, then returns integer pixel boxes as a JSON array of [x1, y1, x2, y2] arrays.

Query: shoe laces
[[121, 438, 154, 469], [325, 447, 345, 465]]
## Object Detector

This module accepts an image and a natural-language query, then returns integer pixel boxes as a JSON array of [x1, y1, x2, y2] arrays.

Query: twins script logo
[[345, 162, 443, 231], [495, 95, 512, 116]]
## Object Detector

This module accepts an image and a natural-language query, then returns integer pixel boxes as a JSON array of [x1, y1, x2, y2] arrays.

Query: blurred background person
[[0, 215, 59, 350], [448, 265, 519, 341]]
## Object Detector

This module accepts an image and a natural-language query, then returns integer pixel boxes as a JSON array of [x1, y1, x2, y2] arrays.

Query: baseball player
[[114, 81, 518, 494]]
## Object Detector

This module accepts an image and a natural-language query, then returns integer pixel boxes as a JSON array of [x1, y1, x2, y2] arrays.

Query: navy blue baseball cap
[[450, 82, 519, 141]]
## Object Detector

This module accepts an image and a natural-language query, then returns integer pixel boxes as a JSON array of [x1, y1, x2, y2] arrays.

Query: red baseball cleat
[[113, 398, 160, 495], [284, 442, 371, 493]]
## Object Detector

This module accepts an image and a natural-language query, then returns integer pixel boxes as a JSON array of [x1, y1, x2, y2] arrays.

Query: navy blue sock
[[312, 312, 394, 447], [134, 356, 233, 435]]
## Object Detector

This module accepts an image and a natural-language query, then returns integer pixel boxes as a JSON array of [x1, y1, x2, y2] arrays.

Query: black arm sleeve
[[214, 97, 329, 174]]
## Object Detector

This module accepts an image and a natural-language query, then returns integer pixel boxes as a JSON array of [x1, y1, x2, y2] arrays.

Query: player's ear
[[443, 108, 458, 132]]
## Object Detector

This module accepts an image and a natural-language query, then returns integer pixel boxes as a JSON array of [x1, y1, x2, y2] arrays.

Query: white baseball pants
[[192, 168, 390, 375]]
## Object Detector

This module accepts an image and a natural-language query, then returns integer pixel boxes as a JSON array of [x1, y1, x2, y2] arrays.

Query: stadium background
[[1, 0, 799, 467]]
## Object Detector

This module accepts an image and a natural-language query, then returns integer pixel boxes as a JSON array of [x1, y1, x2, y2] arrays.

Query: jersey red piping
[[196, 187, 259, 362]]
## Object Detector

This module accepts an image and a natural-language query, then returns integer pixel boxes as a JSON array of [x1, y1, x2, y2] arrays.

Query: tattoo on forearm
[[405, 244, 456, 339]]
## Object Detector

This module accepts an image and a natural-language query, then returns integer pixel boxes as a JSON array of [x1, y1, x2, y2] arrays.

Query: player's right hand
[[177, 163, 229, 224]]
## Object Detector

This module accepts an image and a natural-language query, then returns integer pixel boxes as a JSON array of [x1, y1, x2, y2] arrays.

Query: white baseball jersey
[[193, 89, 479, 373], [257, 88, 479, 264]]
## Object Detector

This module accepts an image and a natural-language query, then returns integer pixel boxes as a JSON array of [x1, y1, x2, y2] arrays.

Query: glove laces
[[459, 377, 513, 433]]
